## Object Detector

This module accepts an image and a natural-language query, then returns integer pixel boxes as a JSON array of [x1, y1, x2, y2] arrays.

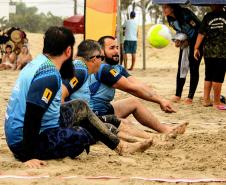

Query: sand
[[0, 32, 225, 185]]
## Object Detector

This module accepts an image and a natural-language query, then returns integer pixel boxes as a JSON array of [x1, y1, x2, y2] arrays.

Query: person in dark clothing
[[194, 5, 226, 108], [162, 4, 203, 104]]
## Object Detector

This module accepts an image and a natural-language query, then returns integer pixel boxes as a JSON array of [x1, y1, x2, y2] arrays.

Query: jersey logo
[[110, 69, 119, 77], [41, 88, 52, 104], [69, 77, 78, 88]]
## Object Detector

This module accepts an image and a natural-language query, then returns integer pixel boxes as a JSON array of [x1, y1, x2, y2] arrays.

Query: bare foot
[[184, 98, 193, 104], [203, 101, 213, 107], [171, 96, 181, 103], [167, 122, 189, 138], [152, 134, 170, 145], [116, 139, 152, 155]]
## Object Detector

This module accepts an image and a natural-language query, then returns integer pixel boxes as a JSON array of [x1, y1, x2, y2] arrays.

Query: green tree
[[7, 2, 63, 33]]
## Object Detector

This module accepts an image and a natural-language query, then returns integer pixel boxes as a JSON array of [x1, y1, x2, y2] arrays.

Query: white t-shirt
[[123, 19, 138, 41]]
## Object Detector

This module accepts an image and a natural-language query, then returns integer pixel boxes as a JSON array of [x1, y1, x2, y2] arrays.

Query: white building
[[0, 0, 10, 20]]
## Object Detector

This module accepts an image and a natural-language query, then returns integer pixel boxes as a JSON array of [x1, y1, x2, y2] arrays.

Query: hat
[[10, 30, 22, 43], [172, 33, 187, 42]]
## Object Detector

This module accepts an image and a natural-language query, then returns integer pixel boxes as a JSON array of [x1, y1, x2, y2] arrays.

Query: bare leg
[[112, 97, 188, 135], [123, 53, 128, 69], [203, 81, 212, 106], [117, 131, 147, 142], [212, 82, 223, 106], [113, 97, 173, 133], [120, 119, 187, 141], [128, 54, 136, 70], [119, 119, 151, 139]]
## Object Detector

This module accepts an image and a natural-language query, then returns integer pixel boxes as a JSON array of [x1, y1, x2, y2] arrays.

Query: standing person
[[194, 5, 226, 108], [123, 11, 138, 70], [162, 4, 202, 104]]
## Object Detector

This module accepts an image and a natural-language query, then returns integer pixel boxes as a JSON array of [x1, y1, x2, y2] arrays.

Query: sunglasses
[[89, 55, 105, 61]]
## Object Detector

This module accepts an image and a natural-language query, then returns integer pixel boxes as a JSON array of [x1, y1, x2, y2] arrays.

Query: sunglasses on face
[[89, 55, 105, 61]]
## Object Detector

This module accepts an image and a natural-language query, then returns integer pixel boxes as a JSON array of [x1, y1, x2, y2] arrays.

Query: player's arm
[[113, 76, 161, 103], [61, 69, 87, 102], [22, 74, 60, 162], [112, 72, 176, 113], [61, 84, 69, 103], [99, 65, 175, 112]]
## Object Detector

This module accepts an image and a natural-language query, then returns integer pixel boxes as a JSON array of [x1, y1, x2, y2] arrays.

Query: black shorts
[[124, 40, 137, 54], [10, 126, 95, 161], [205, 58, 226, 83], [105, 104, 115, 115], [94, 103, 115, 116]]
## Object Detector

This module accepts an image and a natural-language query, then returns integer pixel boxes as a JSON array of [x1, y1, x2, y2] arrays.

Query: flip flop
[[217, 105, 226, 110]]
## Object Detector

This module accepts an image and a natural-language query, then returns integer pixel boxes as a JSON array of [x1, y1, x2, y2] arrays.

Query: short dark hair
[[77, 39, 101, 61], [5, 45, 12, 49], [130, 11, 136, 18], [43, 26, 75, 56], [98, 36, 115, 49], [165, 4, 184, 25]]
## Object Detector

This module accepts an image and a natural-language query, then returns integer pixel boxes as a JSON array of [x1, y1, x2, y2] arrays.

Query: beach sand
[[0, 32, 225, 185]]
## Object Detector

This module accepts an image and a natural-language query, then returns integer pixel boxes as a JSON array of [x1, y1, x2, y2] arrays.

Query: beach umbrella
[[152, 0, 189, 4], [153, 0, 226, 4], [190, 0, 226, 4], [63, 15, 84, 34]]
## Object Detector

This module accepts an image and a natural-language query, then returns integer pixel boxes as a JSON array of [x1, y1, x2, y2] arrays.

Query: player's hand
[[160, 99, 176, 113], [24, 159, 47, 168], [194, 48, 200, 60], [174, 40, 181, 48]]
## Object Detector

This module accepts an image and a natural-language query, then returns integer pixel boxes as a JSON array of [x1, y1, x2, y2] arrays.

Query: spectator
[[194, 5, 226, 108], [16, 45, 32, 70], [123, 11, 138, 70], [0, 45, 16, 70], [162, 4, 202, 104]]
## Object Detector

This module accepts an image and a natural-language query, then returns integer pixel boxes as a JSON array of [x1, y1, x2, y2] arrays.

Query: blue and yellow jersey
[[89, 63, 130, 115], [63, 59, 90, 104], [5, 54, 61, 146]]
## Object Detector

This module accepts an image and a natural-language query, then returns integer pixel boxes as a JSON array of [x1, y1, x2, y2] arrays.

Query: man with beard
[[88, 36, 188, 136], [62, 39, 159, 144], [4, 26, 91, 168], [61, 39, 153, 147]]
